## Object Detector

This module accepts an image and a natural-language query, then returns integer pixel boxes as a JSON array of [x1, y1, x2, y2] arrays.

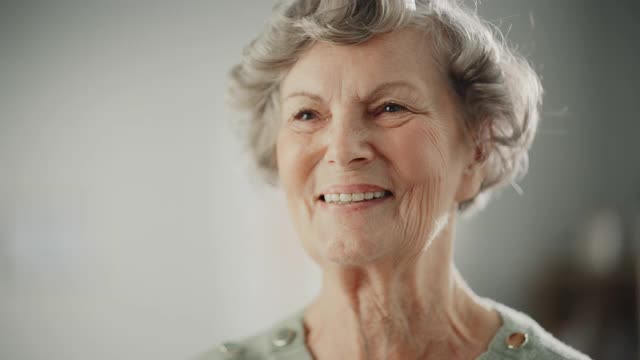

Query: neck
[[303, 211, 500, 360]]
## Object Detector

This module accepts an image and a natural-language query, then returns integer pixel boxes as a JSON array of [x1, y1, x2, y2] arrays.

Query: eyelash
[[293, 108, 318, 122], [292, 102, 409, 122], [377, 102, 409, 114]]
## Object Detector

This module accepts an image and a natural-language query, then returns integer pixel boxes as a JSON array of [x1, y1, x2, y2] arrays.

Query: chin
[[318, 233, 387, 265]]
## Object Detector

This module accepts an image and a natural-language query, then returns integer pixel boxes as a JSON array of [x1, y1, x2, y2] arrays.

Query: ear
[[454, 143, 488, 204]]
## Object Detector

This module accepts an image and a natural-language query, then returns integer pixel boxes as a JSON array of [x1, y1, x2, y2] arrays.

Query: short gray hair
[[228, 0, 543, 212]]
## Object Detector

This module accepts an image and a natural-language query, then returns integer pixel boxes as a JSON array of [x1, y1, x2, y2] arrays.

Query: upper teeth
[[324, 192, 386, 203]]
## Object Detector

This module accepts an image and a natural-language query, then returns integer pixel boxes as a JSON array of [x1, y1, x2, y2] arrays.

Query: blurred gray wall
[[1, 1, 638, 359]]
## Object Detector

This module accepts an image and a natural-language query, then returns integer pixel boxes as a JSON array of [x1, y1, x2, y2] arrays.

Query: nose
[[324, 113, 374, 169]]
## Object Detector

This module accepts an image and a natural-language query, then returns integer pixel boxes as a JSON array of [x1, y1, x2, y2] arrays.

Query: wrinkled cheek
[[277, 136, 302, 219], [277, 133, 317, 238], [276, 133, 293, 186], [390, 121, 453, 252], [395, 173, 445, 253]]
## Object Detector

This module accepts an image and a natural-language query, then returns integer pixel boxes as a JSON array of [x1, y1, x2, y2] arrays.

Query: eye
[[293, 109, 318, 121], [380, 102, 408, 114]]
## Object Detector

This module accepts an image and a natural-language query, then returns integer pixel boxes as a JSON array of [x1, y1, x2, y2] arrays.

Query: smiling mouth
[[319, 190, 394, 204]]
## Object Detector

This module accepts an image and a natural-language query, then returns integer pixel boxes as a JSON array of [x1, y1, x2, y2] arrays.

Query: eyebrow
[[282, 80, 423, 103], [361, 81, 423, 103], [282, 90, 325, 103]]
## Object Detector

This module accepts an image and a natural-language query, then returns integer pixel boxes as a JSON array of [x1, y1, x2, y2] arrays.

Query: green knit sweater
[[196, 299, 592, 360]]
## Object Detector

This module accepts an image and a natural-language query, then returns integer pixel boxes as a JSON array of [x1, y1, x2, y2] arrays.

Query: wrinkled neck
[[303, 211, 497, 359]]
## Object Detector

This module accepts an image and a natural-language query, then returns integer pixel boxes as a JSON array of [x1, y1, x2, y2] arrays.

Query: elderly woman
[[200, 0, 591, 359]]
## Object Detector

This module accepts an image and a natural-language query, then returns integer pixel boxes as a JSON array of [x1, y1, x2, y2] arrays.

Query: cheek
[[386, 121, 451, 185], [383, 121, 456, 247], [276, 130, 316, 220], [276, 131, 306, 191]]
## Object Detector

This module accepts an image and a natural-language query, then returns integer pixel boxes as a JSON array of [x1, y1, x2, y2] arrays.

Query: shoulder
[[193, 302, 593, 360], [480, 299, 592, 360], [193, 310, 312, 360]]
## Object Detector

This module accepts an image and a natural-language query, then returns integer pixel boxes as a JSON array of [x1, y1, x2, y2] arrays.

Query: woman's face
[[277, 28, 478, 266]]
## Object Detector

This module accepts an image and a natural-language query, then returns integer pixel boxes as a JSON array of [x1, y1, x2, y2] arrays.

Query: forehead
[[281, 27, 446, 99]]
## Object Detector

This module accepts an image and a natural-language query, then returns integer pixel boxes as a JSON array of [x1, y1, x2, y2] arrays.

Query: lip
[[316, 184, 392, 200]]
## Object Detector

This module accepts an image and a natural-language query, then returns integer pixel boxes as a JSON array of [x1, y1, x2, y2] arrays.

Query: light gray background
[[1, 1, 639, 359]]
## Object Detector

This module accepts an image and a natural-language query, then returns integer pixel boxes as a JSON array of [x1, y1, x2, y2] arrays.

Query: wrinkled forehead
[[280, 27, 449, 101]]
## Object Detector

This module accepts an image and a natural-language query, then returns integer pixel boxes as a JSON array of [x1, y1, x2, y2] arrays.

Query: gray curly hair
[[228, 0, 543, 212]]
